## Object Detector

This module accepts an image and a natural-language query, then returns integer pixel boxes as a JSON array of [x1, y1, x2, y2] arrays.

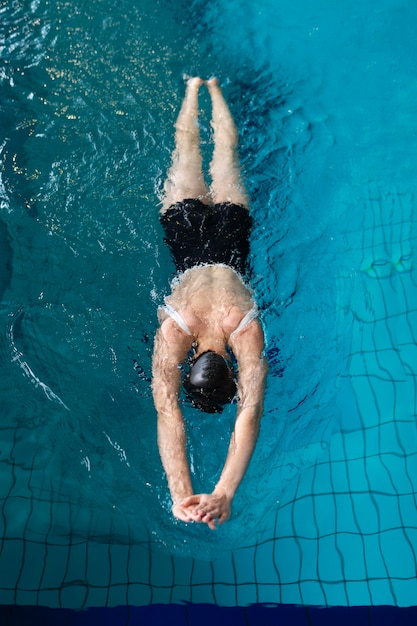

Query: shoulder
[[160, 318, 194, 347], [230, 318, 264, 352], [222, 306, 247, 334]]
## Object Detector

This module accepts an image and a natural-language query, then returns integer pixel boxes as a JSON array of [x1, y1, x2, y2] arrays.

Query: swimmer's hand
[[180, 492, 232, 531], [172, 500, 200, 524]]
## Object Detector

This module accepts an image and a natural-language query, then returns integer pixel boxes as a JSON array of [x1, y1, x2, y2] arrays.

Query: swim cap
[[183, 350, 237, 413]]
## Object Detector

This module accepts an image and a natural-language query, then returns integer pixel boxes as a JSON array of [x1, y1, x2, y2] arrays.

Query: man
[[152, 77, 267, 530]]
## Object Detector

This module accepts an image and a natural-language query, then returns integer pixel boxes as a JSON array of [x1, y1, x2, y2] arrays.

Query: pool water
[[1, 0, 417, 609]]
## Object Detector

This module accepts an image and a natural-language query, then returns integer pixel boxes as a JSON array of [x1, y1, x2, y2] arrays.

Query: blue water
[[1, 0, 417, 609]]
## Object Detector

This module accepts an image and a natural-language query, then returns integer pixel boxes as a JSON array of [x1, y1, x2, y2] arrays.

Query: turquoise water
[[1, 0, 417, 608]]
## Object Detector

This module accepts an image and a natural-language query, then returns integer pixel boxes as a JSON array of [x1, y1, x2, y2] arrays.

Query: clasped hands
[[172, 491, 231, 531]]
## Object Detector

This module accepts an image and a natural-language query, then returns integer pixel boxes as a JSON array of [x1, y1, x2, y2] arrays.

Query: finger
[[217, 511, 230, 525], [184, 508, 204, 522], [175, 512, 193, 523], [206, 518, 217, 530], [195, 507, 218, 517], [195, 511, 213, 523], [173, 505, 196, 523], [177, 510, 193, 522]]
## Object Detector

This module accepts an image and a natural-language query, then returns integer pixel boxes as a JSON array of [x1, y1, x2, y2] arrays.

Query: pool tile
[[106, 581, 129, 607], [83, 586, 108, 608], [0, 540, 24, 590], [37, 589, 63, 608], [329, 431, 350, 463], [253, 541, 279, 584], [126, 582, 152, 606], [347, 425, 370, 455], [149, 549, 173, 587], [330, 459, 352, 495], [315, 494, 338, 537], [384, 286, 411, 320], [127, 544, 152, 586], [334, 533, 367, 581], [255, 584, 283, 606], [168, 552, 195, 587], [236, 583, 259, 606], [278, 581, 304, 606], [15, 540, 47, 591], [38, 544, 70, 590], [232, 547, 256, 585], [389, 578, 417, 610], [361, 534, 390, 580], [2, 496, 33, 539], [190, 557, 212, 587], [370, 455, 408, 495], [14, 590, 39, 607], [368, 577, 397, 606], [64, 541, 87, 587], [188, 583, 216, 605], [0, 590, 15, 606], [299, 580, 329, 606], [311, 460, 334, 496], [292, 496, 316, 538], [149, 584, 177, 605], [317, 535, 345, 582], [399, 495, 417, 528], [272, 537, 303, 586], [109, 544, 130, 586], [85, 541, 111, 587], [350, 376, 380, 427], [344, 580, 372, 607], [379, 528, 417, 580], [372, 493, 402, 531], [346, 458, 373, 492], [211, 582, 237, 606], [59, 584, 88, 610], [387, 313, 416, 349], [381, 421, 417, 456], [398, 339, 417, 373], [298, 539, 320, 582], [335, 493, 362, 534]]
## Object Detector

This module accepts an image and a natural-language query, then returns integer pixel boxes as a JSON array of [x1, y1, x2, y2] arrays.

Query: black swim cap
[[183, 350, 237, 414]]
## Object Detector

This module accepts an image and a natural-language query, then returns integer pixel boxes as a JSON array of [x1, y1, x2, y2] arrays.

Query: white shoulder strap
[[230, 305, 259, 339], [161, 304, 193, 336]]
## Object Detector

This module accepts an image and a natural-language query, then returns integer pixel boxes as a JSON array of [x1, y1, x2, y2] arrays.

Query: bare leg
[[161, 77, 209, 214], [206, 78, 249, 207]]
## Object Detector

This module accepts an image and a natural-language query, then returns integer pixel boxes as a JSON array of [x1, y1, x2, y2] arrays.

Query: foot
[[206, 77, 219, 89], [185, 76, 204, 90]]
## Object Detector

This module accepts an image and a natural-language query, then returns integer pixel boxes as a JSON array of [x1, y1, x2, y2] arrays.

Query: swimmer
[[152, 77, 267, 530]]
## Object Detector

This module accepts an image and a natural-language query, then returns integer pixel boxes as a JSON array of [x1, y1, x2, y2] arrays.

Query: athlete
[[152, 77, 267, 530]]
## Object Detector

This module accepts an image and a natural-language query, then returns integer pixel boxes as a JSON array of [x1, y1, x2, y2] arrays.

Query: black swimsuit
[[160, 199, 253, 275]]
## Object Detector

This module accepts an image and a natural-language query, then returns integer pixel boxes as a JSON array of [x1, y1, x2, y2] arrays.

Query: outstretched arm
[[182, 321, 267, 529], [152, 324, 197, 522]]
